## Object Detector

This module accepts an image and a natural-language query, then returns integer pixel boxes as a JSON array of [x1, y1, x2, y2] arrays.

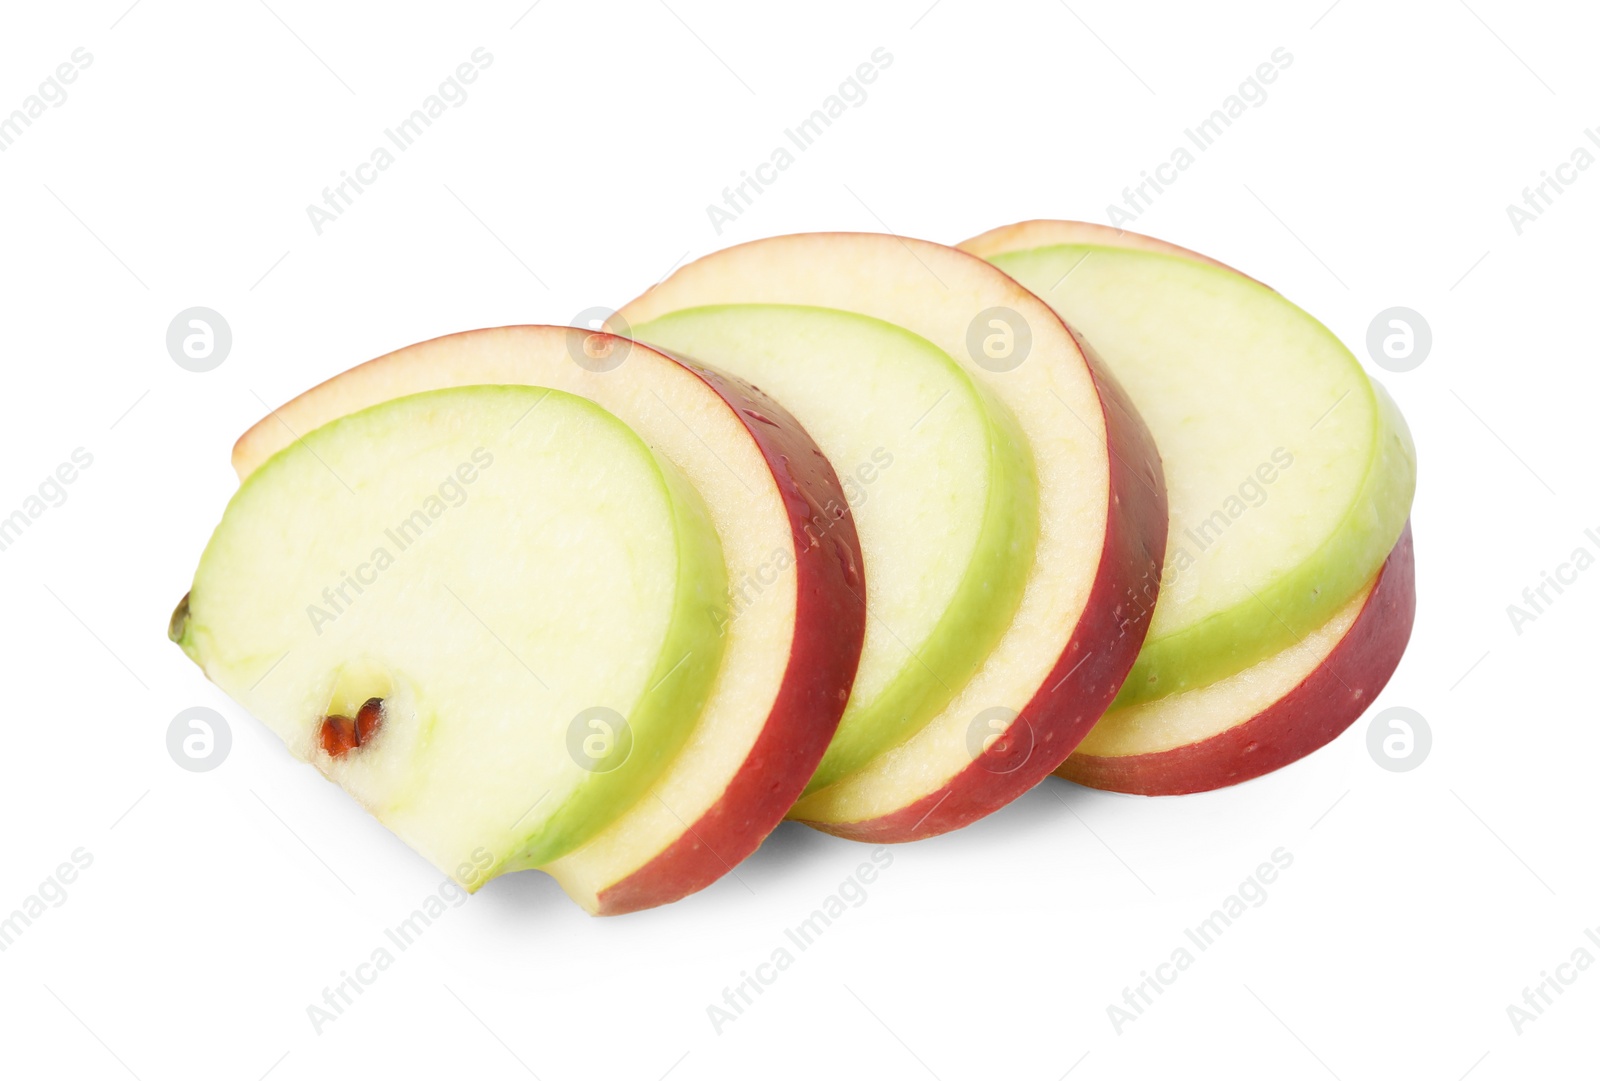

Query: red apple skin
[[793, 332, 1169, 842], [1060, 523, 1416, 796], [593, 365, 866, 915]]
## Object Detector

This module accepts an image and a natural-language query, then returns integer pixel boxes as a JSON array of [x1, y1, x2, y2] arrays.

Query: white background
[[0, 0, 1594, 1077]]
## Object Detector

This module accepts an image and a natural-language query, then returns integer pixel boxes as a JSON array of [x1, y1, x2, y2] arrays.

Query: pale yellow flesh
[[621, 233, 1113, 826], [1077, 570, 1376, 758], [231, 327, 798, 906], [186, 386, 721, 876], [961, 220, 1237, 275], [968, 225, 1415, 702], [989, 248, 1374, 635], [633, 305, 1037, 793]]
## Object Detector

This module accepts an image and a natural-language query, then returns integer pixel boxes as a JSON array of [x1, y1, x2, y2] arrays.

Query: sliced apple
[[619, 232, 1167, 841], [177, 385, 727, 873], [223, 326, 866, 914], [631, 305, 1038, 795], [962, 220, 1416, 705], [963, 220, 1241, 277], [1060, 524, 1415, 795]]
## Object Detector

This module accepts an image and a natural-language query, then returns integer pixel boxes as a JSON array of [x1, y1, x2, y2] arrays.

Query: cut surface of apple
[[1060, 523, 1415, 795], [620, 232, 1167, 841], [962, 221, 1416, 705], [631, 304, 1037, 794], [178, 385, 726, 873], [224, 326, 866, 914]]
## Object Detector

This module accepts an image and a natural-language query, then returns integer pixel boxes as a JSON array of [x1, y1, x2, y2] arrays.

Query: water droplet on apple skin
[[834, 536, 861, 592]]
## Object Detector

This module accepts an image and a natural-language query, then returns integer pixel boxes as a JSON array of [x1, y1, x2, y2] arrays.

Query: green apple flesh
[[620, 232, 1169, 841], [632, 304, 1038, 793], [966, 224, 1415, 703], [225, 325, 867, 915], [174, 385, 726, 877]]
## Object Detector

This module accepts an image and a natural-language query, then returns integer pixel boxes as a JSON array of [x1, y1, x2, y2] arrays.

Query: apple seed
[[356, 697, 384, 744], [321, 697, 384, 758]]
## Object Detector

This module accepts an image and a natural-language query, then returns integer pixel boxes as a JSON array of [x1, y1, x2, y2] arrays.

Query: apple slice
[[632, 305, 1039, 796], [1060, 524, 1415, 795], [176, 385, 728, 873], [961, 220, 1416, 704], [223, 326, 865, 914], [963, 220, 1241, 277], [619, 232, 1167, 841]]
